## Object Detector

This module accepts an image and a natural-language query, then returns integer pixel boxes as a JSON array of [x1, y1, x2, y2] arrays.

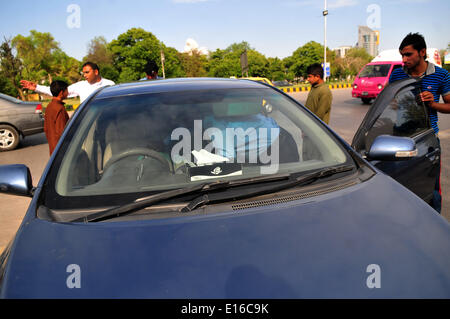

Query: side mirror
[[367, 135, 418, 161], [0, 164, 33, 197]]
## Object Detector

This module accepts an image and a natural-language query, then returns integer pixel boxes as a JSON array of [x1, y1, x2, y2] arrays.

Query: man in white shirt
[[20, 62, 115, 103]]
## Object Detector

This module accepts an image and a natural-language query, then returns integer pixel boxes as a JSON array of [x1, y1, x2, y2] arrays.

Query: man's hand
[[20, 80, 37, 91], [420, 90, 450, 113], [419, 91, 435, 105]]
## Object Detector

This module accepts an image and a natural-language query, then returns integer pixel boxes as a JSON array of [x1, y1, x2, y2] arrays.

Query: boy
[[44, 80, 70, 155], [305, 63, 333, 124]]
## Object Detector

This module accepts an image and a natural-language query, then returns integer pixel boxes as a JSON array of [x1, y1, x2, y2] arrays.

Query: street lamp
[[323, 0, 328, 82]]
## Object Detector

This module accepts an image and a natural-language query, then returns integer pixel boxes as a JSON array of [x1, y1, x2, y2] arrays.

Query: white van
[[372, 48, 442, 66]]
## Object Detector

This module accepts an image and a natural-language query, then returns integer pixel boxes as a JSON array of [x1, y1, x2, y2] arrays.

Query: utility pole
[[161, 50, 166, 79], [323, 0, 328, 82]]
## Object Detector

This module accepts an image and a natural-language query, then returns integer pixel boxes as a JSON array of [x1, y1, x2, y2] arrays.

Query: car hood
[[2, 174, 450, 298]]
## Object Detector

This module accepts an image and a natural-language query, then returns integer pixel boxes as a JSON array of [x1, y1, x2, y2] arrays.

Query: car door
[[352, 78, 440, 203]]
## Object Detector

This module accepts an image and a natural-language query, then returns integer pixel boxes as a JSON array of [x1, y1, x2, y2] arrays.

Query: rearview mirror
[[0, 164, 33, 197], [367, 135, 417, 161]]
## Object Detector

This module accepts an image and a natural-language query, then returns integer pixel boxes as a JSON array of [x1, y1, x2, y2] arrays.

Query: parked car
[[273, 80, 293, 87], [0, 78, 449, 298], [0, 93, 44, 151]]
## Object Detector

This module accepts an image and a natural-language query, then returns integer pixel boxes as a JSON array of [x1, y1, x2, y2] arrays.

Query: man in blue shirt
[[389, 32, 450, 213]]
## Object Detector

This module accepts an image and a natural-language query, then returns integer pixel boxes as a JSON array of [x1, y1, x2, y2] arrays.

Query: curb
[[280, 83, 352, 93]]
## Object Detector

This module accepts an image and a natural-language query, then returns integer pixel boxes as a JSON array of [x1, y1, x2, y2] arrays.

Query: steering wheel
[[103, 148, 174, 174]]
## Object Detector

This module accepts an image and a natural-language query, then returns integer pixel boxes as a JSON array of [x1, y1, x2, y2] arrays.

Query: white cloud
[[184, 38, 209, 55]]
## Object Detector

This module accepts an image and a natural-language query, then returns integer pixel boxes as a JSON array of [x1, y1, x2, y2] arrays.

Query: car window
[[359, 64, 391, 78], [363, 82, 429, 150], [46, 87, 351, 208]]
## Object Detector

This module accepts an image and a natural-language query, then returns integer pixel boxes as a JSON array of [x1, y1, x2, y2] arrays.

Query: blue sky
[[0, 0, 449, 61]]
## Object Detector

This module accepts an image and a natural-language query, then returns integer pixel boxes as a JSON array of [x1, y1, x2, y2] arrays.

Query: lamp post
[[323, 0, 328, 82]]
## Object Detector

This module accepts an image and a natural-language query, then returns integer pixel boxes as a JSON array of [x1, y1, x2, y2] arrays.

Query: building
[[356, 26, 378, 57], [334, 46, 352, 58]]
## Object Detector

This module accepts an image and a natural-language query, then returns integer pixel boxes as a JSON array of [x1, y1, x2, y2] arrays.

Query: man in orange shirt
[[44, 80, 69, 155]]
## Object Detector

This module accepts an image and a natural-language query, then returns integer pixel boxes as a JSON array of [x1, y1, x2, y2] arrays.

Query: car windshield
[[358, 64, 391, 78], [46, 85, 351, 208]]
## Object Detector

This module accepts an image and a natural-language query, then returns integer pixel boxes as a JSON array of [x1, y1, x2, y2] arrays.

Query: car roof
[[0, 93, 22, 104], [94, 77, 269, 100]]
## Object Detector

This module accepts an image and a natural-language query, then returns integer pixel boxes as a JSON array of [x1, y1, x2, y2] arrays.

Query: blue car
[[0, 78, 449, 298]]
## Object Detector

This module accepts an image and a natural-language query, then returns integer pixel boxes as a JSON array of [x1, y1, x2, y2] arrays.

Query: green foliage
[[108, 28, 162, 82], [0, 38, 24, 99], [4, 27, 371, 95], [180, 50, 208, 77], [267, 57, 286, 81], [12, 30, 60, 83], [162, 46, 185, 78], [333, 47, 373, 79], [288, 41, 324, 77], [0, 75, 18, 97], [207, 48, 241, 78], [83, 36, 117, 81], [83, 36, 113, 66], [207, 42, 270, 78]]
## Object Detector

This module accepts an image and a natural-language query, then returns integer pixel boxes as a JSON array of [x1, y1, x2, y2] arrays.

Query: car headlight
[[377, 84, 383, 90], [353, 84, 358, 89]]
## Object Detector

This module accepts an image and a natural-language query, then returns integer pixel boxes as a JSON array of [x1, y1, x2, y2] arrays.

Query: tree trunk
[[14, 84, 26, 100]]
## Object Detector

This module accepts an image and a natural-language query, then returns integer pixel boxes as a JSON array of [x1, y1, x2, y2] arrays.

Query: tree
[[108, 28, 162, 83], [207, 42, 271, 79], [333, 48, 373, 79], [267, 57, 286, 81], [207, 48, 241, 78], [161, 46, 185, 78], [287, 41, 335, 79], [83, 36, 118, 82], [51, 49, 81, 83], [84, 36, 114, 66], [180, 49, 207, 77], [0, 38, 24, 99], [12, 30, 60, 84], [225, 41, 252, 54], [288, 41, 323, 78]]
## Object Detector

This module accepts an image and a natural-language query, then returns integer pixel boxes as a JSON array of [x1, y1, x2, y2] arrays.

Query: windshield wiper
[[70, 165, 354, 222], [70, 173, 291, 223], [180, 165, 355, 212]]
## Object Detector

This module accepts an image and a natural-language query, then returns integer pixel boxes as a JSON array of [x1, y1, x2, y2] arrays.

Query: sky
[[0, 0, 449, 61]]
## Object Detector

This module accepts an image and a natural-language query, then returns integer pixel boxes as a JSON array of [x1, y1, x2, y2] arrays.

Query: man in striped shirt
[[389, 33, 450, 213]]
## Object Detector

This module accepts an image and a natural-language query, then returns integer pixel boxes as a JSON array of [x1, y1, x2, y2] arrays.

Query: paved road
[[1, 88, 449, 254]]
